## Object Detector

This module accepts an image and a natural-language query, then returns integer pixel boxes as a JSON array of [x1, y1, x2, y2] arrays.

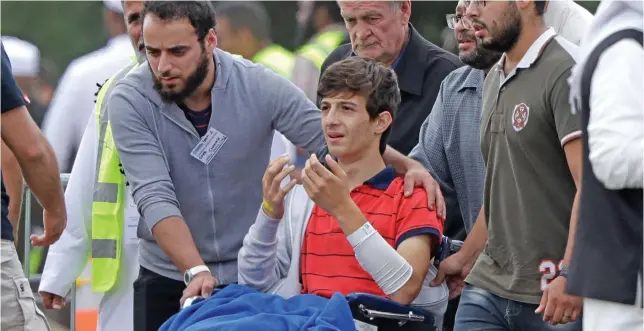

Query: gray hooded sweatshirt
[[107, 48, 326, 283]]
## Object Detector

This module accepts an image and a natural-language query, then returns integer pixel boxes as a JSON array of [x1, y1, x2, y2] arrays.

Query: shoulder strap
[[579, 29, 642, 114]]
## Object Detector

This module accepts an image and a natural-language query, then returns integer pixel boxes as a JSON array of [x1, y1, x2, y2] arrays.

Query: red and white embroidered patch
[[512, 103, 529, 132]]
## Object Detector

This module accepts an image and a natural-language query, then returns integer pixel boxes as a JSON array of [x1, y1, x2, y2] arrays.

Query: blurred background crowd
[[0, 1, 602, 330], [1, 1, 599, 136]]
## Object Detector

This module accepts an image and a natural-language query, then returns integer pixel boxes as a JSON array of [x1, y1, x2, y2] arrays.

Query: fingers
[[264, 155, 291, 187], [323, 155, 345, 180], [569, 307, 581, 322], [434, 185, 446, 219], [551, 305, 566, 325], [430, 269, 446, 287], [30, 233, 54, 247], [403, 172, 415, 197], [543, 295, 556, 323], [41, 293, 53, 309], [270, 164, 295, 197], [420, 176, 436, 211], [560, 309, 574, 325], [300, 166, 315, 196], [306, 155, 328, 182], [180, 284, 200, 307], [535, 290, 547, 314], [201, 276, 217, 298], [302, 159, 323, 187], [280, 178, 298, 197], [52, 295, 65, 309], [448, 285, 463, 300]]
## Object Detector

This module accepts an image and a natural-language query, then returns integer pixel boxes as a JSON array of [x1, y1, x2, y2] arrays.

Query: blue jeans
[[454, 285, 582, 331]]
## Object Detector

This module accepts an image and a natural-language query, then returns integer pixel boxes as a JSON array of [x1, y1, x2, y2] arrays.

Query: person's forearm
[[2, 141, 24, 235], [14, 137, 65, 215], [562, 190, 580, 267], [152, 216, 206, 274], [382, 146, 414, 176], [332, 199, 368, 237], [458, 207, 488, 267]]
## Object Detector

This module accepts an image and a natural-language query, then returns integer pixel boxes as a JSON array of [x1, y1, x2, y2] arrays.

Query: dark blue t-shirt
[[1, 43, 28, 241]]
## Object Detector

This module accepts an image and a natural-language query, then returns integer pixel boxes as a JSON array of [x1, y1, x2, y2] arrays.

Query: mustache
[[471, 17, 487, 29], [456, 31, 476, 42]]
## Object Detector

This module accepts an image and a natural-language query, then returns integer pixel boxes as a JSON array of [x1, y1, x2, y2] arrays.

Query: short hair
[[214, 1, 271, 42], [142, 1, 216, 41], [534, 0, 547, 16], [336, 1, 401, 13], [318, 57, 401, 155]]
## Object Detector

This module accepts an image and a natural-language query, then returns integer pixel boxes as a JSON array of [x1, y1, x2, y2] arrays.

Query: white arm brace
[[347, 222, 413, 295]]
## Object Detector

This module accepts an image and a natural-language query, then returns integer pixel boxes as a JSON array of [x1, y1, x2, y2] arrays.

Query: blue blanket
[[159, 284, 355, 331]]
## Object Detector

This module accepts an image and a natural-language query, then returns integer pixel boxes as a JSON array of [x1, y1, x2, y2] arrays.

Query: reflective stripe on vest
[[253, 44, 295, 79], [296, 30, 345, 70], [90, 61, 139, 292]]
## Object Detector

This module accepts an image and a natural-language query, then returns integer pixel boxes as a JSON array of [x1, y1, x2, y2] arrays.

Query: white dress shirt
[[588, 39, 643, 189], [39, 109, 139, 331], [42, 34, 134, 173]]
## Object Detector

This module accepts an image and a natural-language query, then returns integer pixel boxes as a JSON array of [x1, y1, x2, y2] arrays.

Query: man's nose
[[465, 2, 480, 18], [157, 53, 173, 75], [325, 108, 342, 125], [355, 23, 372, 41], [456, 15, 473, 31]]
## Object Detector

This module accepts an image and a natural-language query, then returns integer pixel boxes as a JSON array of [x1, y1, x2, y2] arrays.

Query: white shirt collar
[[496, 27, 557, 86]]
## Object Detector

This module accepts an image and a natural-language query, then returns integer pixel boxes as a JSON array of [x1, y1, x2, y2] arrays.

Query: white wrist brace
[[347, 222, 413, 295]]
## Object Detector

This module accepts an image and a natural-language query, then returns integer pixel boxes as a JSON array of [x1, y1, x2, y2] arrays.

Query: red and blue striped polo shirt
[[300, 166, 444, 299]]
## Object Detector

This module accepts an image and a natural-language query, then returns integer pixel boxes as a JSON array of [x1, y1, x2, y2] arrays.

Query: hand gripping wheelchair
[[182, 237, 462, 331]]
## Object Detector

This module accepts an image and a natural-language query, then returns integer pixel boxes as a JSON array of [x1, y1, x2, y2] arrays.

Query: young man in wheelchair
[[237, 57, 448, 329]]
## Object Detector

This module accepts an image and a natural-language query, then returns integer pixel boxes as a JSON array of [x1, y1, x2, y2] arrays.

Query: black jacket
[[319, 24, 462, 155]]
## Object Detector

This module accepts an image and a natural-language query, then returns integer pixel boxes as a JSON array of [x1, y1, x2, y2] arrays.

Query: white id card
[[125, 186, 140, 244], [190, 127, 228, 165]]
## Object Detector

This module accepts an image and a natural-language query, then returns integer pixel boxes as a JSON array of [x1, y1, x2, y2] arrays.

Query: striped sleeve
[[394, 187, 444, 247]]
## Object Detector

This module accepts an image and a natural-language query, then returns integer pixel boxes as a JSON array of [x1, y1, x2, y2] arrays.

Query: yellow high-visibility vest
[[253, 44, 295, 79], [90, 61, 139, 292], [295, 30, 346, 70]]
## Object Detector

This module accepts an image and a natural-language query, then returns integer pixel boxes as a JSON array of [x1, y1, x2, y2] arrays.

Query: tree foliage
[[1, 1, 599, 84]]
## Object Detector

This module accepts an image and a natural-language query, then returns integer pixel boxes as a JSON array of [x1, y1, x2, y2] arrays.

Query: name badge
[[190, 127, 228, 165], [125, 186, 140, 244]]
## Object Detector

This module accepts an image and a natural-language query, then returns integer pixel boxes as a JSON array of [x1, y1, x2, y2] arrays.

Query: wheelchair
[[182, 237, 462, 331]]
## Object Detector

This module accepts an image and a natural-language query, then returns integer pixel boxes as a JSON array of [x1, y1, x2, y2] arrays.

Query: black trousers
[[442, 296, 461, 331], [133, 266, 185, 331]]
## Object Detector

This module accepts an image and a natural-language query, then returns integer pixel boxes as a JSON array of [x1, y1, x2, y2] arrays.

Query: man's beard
[[151, 51, 210, 104], [460, 41, 503, 70], [479, 4, 522, 53], [457, 29, 503, 70]]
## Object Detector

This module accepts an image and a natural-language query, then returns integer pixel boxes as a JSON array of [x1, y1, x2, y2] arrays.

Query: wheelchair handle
[[433, 237, 463, 268], [357, 304, 425, 323], [182, 296, 204, 310]]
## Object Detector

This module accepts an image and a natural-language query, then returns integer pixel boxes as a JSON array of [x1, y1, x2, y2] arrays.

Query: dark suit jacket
[[320, 24, 463, 155]]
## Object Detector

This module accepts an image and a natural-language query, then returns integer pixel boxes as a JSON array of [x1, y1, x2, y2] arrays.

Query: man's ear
[[516, 0, 533, 12], [205, 28, 218, 53], [374, 111, 393, 135], [400, 0, 412, 25]]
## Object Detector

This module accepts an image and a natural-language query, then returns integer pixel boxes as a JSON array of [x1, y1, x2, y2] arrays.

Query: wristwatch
[[559, 265, 569, 278], [183, 265, 210, 285]]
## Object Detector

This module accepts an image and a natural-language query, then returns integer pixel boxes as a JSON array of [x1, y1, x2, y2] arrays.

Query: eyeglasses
[[446, 14, 472, 29], [463, 0, 487, 7]]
